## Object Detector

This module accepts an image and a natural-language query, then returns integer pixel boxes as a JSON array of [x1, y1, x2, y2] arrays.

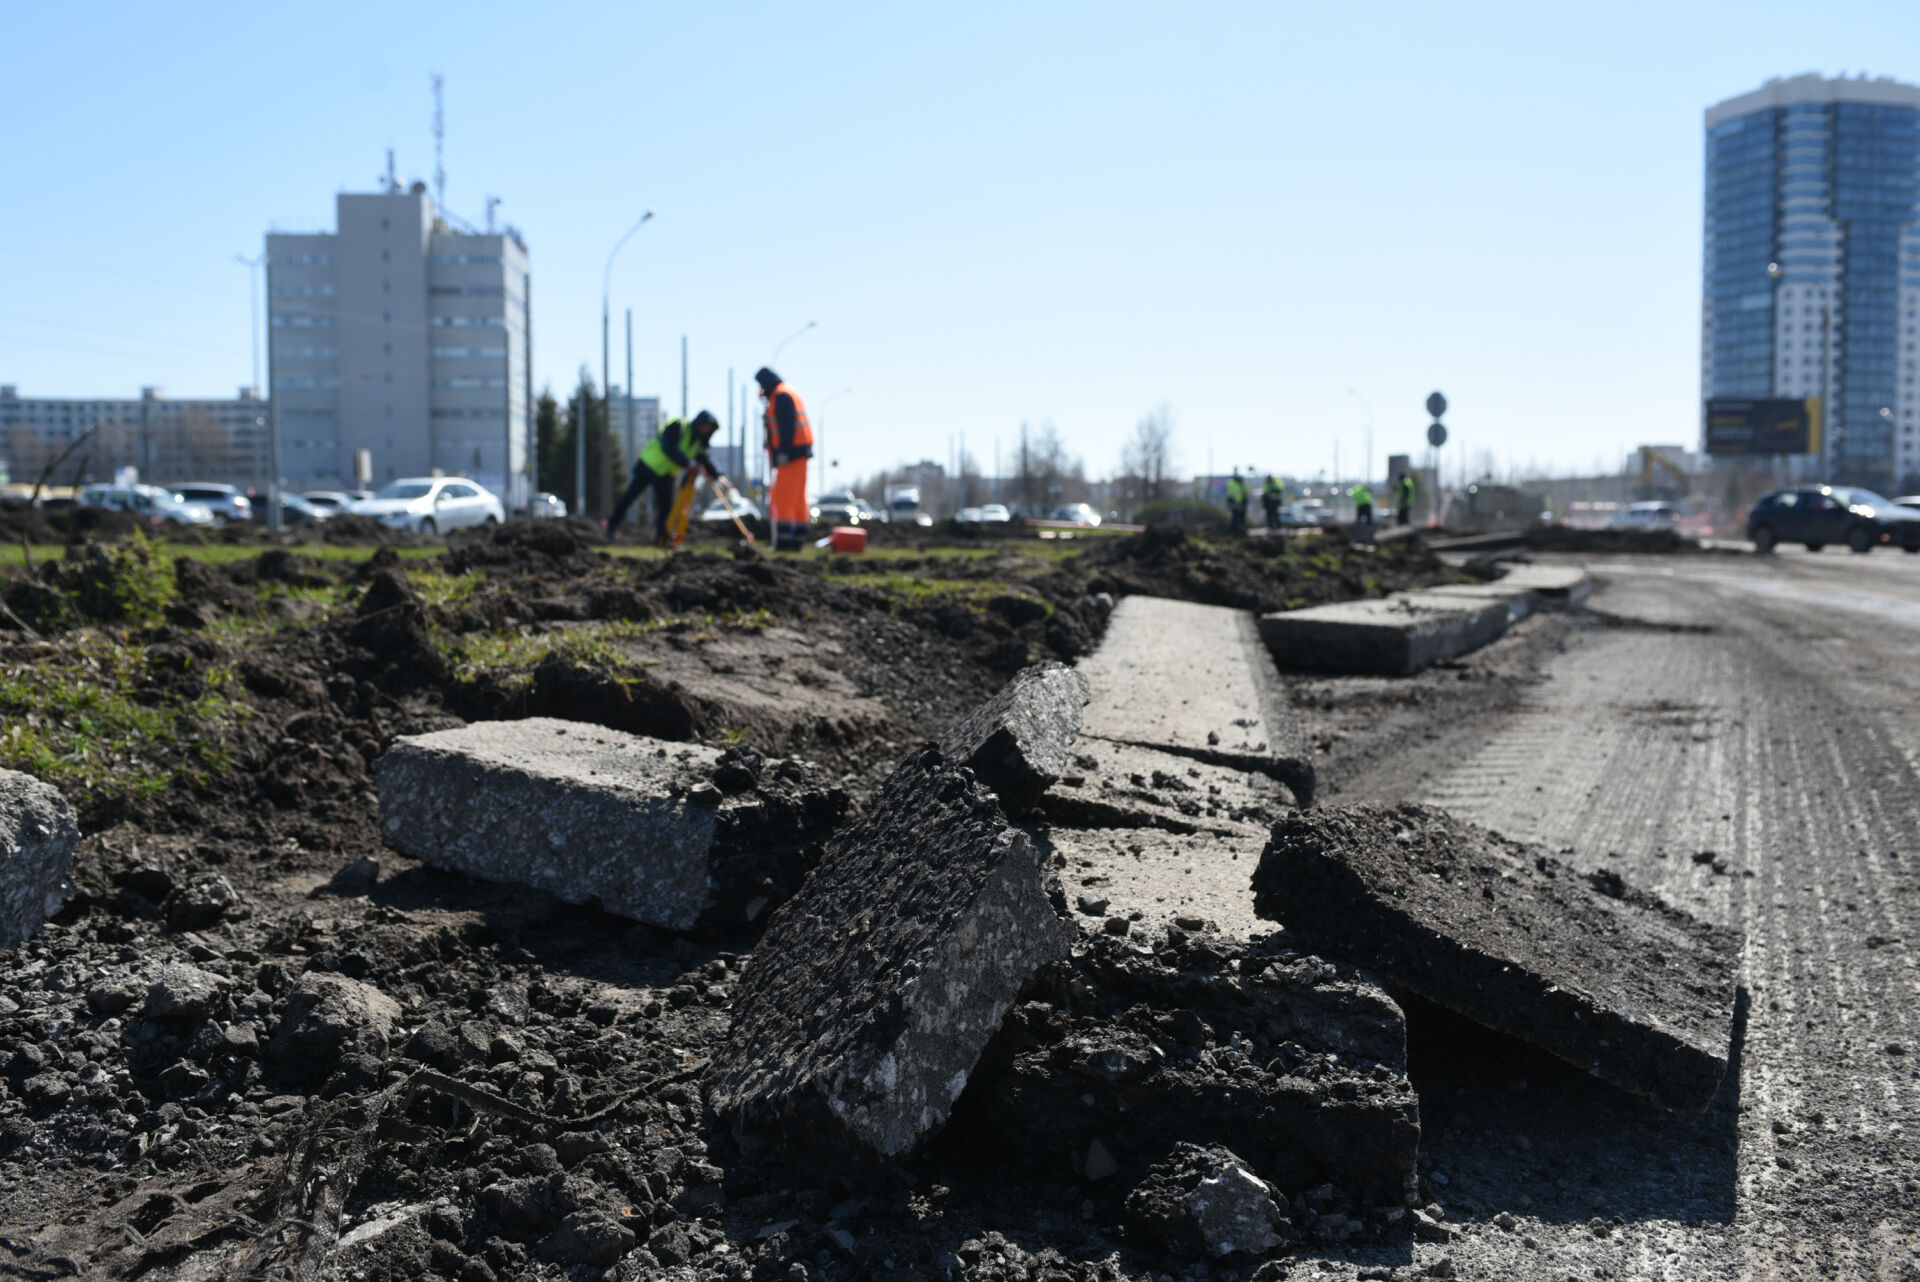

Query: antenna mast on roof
[[432, 73, 446, 211]]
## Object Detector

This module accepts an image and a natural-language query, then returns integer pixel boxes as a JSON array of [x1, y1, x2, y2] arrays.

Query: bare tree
[[1121, 405, 1177, 502], [1012, 421, 1082, 515]]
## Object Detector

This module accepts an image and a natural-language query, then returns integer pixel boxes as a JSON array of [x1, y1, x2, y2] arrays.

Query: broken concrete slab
[[0, 768, 79, 948], [377, 718, 847, 931], [1252, 801, 1741, 1112], [707, 743, 1071, 1165], [1258, 593, 1510, 676], [1039, 827, 1266, 939], [1260, 564, 1591, 676], [1039, 738, 1288, 839], [936, 661, 1090, 811], [985, 929, 1420, 1210], [1075, 595, 1314, 804]]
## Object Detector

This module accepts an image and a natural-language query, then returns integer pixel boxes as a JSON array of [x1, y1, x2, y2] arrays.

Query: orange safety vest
[[763, 382, 814, 454]]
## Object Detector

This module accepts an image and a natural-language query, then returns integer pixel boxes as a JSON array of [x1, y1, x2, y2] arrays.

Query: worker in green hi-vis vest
[[1225, 469, 1249, 533], [606, 410, 720, 546], [1350, 482, 1375, 526], [1396, 471, 1416, 526]]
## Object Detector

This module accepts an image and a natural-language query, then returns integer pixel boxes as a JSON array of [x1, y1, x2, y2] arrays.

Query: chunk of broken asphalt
[[1252, 802, 1740, 1112], [707, 743, 1070, 1165], [1124, 1143, 1290, 1259], [377, 718, 846, 931], [0, 767, 79, 947], [987, 930, 1419, 1208], [935, 660, 1090, 811]]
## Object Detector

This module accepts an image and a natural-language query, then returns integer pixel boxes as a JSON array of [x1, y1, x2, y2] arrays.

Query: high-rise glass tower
[[1703, 74, 1920, 491]]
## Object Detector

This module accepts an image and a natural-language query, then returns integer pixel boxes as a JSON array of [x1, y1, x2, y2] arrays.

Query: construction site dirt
[[2, 526, 1917, 1280]]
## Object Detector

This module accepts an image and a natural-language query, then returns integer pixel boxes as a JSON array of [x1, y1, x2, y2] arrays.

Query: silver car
[[350, 477, 505, 534], [77, 483, 217, 528], [169, 482, 253, 523]]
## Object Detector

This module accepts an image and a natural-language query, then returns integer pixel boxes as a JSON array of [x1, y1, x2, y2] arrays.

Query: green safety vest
[[1226, 477, 1248, 503], [1350, 485, 1374, 505], [639, 418, 699, 477], [1398, 475, 1415, 502], [1263, 478, 1284, 498]]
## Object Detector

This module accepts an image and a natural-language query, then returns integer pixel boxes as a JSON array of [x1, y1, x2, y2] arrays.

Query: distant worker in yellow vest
[[1225, 469, 1249, 533], [1262, 475, 1285, 530], [607, 410, 719, 546], [756, 367, 813, 552], [1350, 482, 1375, 526], [1396, 472, 1416, 526]]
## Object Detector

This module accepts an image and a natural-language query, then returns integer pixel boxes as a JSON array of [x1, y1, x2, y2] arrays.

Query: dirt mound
[[1519, 524, 1700, 555], [1076, 525, 1458, 614], [444, 522, 602, 575]]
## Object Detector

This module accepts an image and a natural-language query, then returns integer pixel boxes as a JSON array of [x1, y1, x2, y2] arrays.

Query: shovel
[[708, 473, 759, 546]]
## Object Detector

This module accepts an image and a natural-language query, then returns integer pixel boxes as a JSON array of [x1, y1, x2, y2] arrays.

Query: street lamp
[[814, 387, 852, 498], [599, 211, 654, 519], [771, 321, 816, 369], [235, 252, 279, 532], [1346, 388, 1374, 488]]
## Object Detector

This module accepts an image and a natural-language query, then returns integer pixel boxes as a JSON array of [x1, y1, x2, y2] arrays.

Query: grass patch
[[0, 541, 444, 569], [0, 633, 243, 808]]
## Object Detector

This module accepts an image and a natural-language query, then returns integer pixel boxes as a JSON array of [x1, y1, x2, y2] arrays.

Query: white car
[[1609, 501, 1679, 531], [169, 482, 252, 523], [526, 492, 568, 520], [77, 483, 217, 528], [699, 496, 763, 523], [351, 477, 504, 534], [977, 503, 1012, 523], [1049, 503, 1102, 527], [302, 490, 359, 513]]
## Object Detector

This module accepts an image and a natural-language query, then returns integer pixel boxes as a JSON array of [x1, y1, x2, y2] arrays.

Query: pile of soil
[[1076, 526, 1461, 614], [1518, 525, 1701, 555], [0, 528, 1478, 1280]]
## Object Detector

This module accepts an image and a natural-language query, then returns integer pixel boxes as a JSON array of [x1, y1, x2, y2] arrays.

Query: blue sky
[[4, 1, 1915, 485]]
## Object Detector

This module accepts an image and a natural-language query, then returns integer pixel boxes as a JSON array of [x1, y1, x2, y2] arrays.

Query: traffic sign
[[1427, 421, 1448, 448], [1426, 391, 1448, 420]]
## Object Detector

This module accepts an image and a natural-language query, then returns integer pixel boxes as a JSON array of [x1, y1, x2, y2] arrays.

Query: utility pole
[[600, 211, 653, 520], [625, 308, 634, 465], [576, 365, 589, 518], [726, 367, 734, 477], [140, 391, 152, 480]]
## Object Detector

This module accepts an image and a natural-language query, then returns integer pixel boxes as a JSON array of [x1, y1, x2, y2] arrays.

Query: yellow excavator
[[1637, 446, 1691, 503]]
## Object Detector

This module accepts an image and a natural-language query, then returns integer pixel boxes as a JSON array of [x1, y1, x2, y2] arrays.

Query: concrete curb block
[[1259, 566, 1591, 676]]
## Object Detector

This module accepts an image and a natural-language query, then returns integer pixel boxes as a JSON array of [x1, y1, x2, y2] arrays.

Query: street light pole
[[1347, 388, 1374, 489], [770, 321, 816, 369], [235, 251, 280, 532], [601, 211, 654, 520], [814, 387, 852, 496]]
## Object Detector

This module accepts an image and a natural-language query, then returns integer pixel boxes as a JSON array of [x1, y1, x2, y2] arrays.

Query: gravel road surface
[[1296, 549, 1920, 1279]]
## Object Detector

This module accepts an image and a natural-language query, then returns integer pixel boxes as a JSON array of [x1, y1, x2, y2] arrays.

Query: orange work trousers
[[770, 458, 809, 550]]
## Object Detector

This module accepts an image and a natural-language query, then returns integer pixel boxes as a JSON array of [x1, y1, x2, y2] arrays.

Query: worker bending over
[[1262, 475, 1285, 530], [1350, 482, 1374, 526], [756, 367, 812, 552], [607, 410, 720, 546]]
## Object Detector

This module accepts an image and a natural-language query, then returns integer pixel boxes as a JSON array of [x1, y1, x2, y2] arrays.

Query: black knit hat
[[754, 367, 781, 393], [691, 410, 719, 433]]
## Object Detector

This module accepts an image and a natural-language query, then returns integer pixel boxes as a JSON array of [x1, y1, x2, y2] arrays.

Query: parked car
[[301, 490, 359, 513], [77, 483, 216, 528], [976, 503, 1012, 523], [350, 477, 504, 534], [524, 492, 568, 520], [167, 482, 252, 523], [699, 496, 763, 523], [1608, 501, 1679, 531], [1747, 486, 1920, 554], [1048, 503, 1102, 527], [267, 493, 332, 525], [1284, 499, 1326, 527], [1894, 495, 1920, 512]]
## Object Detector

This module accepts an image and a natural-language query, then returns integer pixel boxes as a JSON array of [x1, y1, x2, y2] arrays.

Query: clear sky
[[4, 2, 1916, 486]]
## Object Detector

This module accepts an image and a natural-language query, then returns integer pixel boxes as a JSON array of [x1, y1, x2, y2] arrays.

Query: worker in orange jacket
[[756, 367, 813, 551]]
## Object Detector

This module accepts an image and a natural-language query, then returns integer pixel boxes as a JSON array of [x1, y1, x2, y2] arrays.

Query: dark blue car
[[1747, 486, 1920, 554]]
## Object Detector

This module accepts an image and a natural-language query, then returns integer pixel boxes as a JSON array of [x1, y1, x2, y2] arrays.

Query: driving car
[[1609, 501, 1679, 530], [76, 483, 217, 528], [168, 482, 252, 523], [350, 477, 505, 533], [810, 491, 868, 525], [1747, 485, 1920, 554], [525, 492, 568, 520], [1049, 503, 1102, 527]]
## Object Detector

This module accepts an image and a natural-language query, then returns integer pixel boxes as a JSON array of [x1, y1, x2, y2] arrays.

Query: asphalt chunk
[[707, 743, 1071, 1166], [1253, 801, 1741, 1112], [0, 767, 79, 947], [936, 660, 1091, 812]]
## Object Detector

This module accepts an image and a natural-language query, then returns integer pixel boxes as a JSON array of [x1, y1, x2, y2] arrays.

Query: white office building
[[0, 384, 270, 488], [267, 182, 531, 507]]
